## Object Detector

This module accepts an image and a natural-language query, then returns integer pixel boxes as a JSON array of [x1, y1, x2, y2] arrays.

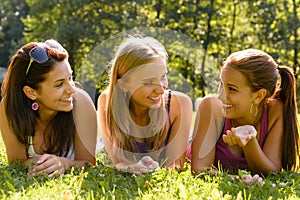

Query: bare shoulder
[[97, 89, 109, 110], [0, 100, 5, 125], [167, 91, 192, 123], [0, 99, 8, 126], [98, 89, 108, 103], [74, 87, 94, 103], [198, 95, 222, 111], [267, 99, 283, 122], [73, 87, 96, 113], [168, 90, 192, 106]]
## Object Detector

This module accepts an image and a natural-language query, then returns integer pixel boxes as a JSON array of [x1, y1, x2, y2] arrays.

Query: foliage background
[[1, 0, 300, 106]]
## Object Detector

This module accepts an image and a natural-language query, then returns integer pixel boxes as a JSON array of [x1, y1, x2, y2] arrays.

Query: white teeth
[[223, 104, 233, 108], [61, 97, 72, 101], [149, 96, 160, 100]]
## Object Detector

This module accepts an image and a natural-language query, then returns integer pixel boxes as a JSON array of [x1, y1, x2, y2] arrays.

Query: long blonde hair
[[106, 36, 169, 162]]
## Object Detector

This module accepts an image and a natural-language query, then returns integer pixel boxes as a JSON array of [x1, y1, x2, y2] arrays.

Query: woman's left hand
[[28, 154, 72, 176]]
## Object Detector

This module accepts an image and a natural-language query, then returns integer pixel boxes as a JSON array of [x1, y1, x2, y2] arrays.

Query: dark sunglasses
[[25, 40, 65, 77]]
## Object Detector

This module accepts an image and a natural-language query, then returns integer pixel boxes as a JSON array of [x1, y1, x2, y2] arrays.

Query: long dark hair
[[1, 40, 75, 157], [224, 49, 299, 171]]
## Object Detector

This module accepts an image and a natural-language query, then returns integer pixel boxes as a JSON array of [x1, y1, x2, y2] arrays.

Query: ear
[[117, 79, 128, 92], [253, 88, 267, 104], [23, 86, 37, 100]]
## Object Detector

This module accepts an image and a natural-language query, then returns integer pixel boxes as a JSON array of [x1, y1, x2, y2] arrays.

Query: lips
[[60, 97, 73, 103], [148, 95, 161, 104], [149, 96, 160, 100]]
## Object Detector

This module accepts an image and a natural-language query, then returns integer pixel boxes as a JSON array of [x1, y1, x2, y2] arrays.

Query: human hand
[[223, 125, 257, 147], [28, 154, 71, 176], [128, 156, 160, 175], [241, 174, 265, 186]]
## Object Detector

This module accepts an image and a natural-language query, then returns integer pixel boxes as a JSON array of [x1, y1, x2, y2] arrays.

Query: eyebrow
[[142, 77, 156, 81], [226, 83, 239, 88], [54, 78, 65, 83], [142, 73, 166, 81], [54, 71, 73, 83], [54, 75, 72, 83]]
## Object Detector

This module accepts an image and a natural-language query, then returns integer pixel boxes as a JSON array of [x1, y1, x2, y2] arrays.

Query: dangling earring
[[250, 103, 258, 117], [31, 102, 39, 111]]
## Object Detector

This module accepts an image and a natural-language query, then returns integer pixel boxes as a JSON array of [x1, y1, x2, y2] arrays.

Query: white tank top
[[27, 136, 75, 160]]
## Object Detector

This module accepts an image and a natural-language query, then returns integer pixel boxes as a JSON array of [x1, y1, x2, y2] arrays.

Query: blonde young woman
[[98, 36, 193, 175], [0, 40, 97, 176], [191, 49, 299, 184]]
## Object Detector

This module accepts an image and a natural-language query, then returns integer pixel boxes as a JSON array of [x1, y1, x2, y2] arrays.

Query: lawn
[[0, 136, 299, 199]]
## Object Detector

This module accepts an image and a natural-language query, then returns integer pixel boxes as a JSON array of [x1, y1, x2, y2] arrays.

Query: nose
[[154, 82, 166, 93], [66, 81, 75, 94]]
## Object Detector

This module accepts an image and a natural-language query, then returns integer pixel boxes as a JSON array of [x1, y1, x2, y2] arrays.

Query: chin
[[62, 105, 74, 112], [222, 109, 230, 118], [150, 103, 161, 109]]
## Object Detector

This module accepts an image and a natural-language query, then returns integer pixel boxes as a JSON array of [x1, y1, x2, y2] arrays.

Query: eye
[[55, 81, 63, 87], [144, 80, 154, 85], [161, 74, 167, 81], [228, 86, 237, 92]]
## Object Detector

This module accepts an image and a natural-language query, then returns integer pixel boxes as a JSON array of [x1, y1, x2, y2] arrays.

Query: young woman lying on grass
[[0, 39, 97, 176], [98, 36, 192, 175], [190, 49, 299, 186]]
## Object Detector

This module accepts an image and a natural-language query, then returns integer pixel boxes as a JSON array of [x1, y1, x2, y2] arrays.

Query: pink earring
[[31, 102, 39, 111]]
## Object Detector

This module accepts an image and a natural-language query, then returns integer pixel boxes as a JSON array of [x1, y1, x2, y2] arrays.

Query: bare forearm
[[115, 162, 135, 171], [243, 140, 281, 174]]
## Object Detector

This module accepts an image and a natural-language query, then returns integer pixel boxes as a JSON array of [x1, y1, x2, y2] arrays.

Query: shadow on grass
[[0, 162, 55, 196], [80, 149, 147, 199], [80, 155, 300, 199]]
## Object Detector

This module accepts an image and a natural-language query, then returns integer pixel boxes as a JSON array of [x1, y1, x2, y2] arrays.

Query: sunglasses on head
[[25, 40, 65, 77]]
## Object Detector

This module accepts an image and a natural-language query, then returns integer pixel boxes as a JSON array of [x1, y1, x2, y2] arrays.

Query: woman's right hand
[[27, 154, 72, 176]]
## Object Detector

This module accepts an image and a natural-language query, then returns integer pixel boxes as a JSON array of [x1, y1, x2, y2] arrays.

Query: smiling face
[[218, 65, 257, 122], [34, 59, 75, 117], [122, 58, 168, 111]]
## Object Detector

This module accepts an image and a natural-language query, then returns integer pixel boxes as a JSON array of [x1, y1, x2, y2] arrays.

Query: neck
[[130, 110, 150, 126], [37, 110, 56, 127], [232, 108, 263, 128], [129, 103, 150, 126]]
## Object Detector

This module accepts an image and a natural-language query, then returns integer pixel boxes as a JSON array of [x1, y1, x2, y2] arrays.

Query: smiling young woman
[[0, 39, 97, 176], [97, 36, 193, 175], [191, 49, 299, 178]]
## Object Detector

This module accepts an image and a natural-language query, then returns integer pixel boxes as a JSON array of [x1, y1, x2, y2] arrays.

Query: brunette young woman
[[191, 49, 299, 184], [0, 39, 97, 176]]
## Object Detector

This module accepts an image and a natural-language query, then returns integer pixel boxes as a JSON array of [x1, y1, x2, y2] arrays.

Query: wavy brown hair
[[1, 40, 75, 157], [223, 49, 299, 171]]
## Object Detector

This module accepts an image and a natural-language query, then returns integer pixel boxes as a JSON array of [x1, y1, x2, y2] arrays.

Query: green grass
[[0, 136, 299, 199]]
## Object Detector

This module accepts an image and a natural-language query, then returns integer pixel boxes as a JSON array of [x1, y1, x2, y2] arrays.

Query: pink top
[[214, 107, 268, 170]]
